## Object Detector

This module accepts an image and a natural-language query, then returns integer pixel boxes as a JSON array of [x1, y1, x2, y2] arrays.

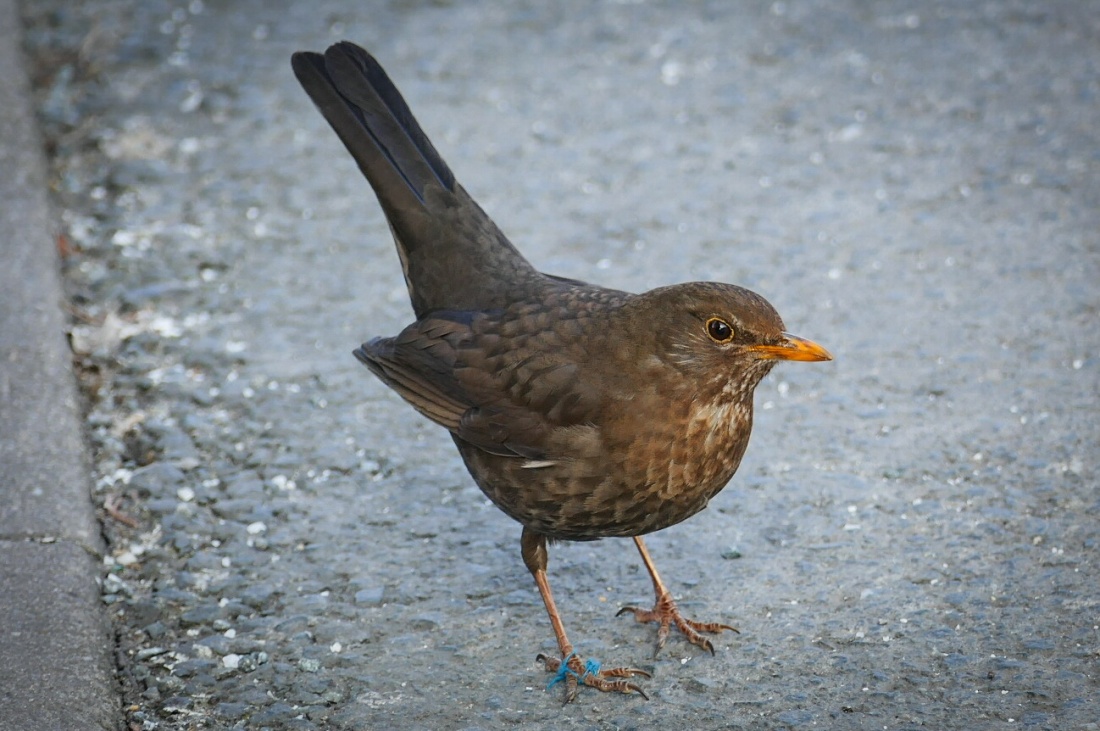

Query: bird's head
[[626, 281, 832, 398]]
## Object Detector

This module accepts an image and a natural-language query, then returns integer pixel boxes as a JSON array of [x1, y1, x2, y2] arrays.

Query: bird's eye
[[705, 317, 734, 343]]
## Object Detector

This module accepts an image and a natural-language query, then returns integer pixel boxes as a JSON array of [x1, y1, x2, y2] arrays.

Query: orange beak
[[750, 333, 833, 362]]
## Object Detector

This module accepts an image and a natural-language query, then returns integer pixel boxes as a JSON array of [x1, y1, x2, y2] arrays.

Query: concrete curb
[[0, 0, 120, 728]]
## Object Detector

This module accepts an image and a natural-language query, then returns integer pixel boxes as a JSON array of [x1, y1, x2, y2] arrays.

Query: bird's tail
[[292, 42, 455, 215], [292, 42, 540, 316]]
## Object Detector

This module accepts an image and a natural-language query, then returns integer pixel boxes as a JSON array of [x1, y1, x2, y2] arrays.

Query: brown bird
[[292, 42, 831, 701]]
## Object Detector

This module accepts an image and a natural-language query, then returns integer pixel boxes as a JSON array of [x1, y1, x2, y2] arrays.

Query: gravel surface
[[22, 1, 1098, 729]]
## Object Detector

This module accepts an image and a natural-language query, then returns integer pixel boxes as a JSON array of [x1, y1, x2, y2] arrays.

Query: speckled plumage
[[354, 281, 786, 539], [293, 41, 830, 701]]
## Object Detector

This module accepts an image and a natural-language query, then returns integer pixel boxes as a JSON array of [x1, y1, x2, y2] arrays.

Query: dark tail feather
[[291, 42, 453, 214], [293, 42, 547, 316]]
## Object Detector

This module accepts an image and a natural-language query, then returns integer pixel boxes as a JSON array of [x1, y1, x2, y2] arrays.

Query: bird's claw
[[536, 652, 650, 703], [617, 593, 738, 657]]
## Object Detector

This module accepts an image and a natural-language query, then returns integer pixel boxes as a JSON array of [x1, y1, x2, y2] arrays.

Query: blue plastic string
[[580, 658, 601, 680], [545, 652, 576, 689], [546, 653, 602, 690]]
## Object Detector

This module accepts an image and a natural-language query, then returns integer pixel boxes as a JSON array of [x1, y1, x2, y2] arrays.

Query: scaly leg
[[617, 536, 738, 656], [521, 528, 650, 702]]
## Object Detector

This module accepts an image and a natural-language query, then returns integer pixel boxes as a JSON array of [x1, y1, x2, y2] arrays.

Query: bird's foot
[[536, 651, 650, 703], [617, 590, 738, 656]]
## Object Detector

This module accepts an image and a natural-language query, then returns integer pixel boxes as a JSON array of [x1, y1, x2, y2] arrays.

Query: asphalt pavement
[[4, 1, 1098, 730]]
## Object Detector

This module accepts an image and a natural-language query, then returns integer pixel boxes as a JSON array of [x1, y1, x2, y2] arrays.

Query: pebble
[[179, 605, 222, 627], [240, 584, 276, 609], [128, 462, 185, 496], [223, 471, 265, 498], [134, 646, 168, 661], [197, 635, 232, 656], [250, 703, 297, 724], [353, 586, 384, 606], [161, 695, 192, 711], [171, 658, 216, 678], [409, 612, 443, 630], [297, 658, 322, 673], [153, 424, 200, 462], [213, 702, 249, 719]]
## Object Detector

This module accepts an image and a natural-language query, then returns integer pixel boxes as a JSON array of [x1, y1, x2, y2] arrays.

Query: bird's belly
[[453, 402, 753, 540]]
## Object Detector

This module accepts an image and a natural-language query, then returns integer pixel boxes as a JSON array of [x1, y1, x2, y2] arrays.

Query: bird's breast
[[627, 396, 755, 520], [454, 384, 757, 541]]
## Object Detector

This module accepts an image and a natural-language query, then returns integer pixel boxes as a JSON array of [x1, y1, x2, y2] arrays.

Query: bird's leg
[[617, 536, 738, 656], [521, 528, 650, 702]]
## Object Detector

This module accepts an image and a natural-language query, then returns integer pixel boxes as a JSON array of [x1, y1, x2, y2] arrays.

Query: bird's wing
[[355, 311, 604, 460], [354, 318, 472, 433]]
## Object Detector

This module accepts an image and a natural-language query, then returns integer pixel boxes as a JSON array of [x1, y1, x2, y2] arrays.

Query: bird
[[291, 41, 831, 702]]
